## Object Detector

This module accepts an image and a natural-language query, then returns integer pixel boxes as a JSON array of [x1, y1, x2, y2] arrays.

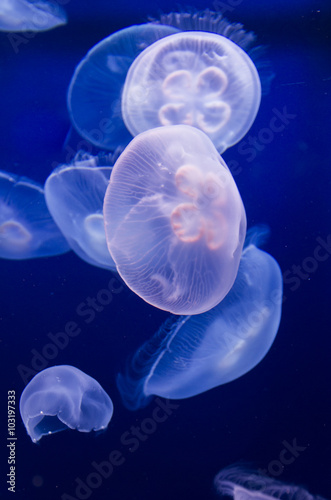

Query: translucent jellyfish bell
[[0, 0, 67, 32], [20, 365, 113, 443], [214, 465, 326, 500], [67, 24, 179, 150], [122, 31, 261, 153], [150, 8, 275, 96], [104, 124, 246, 315], [44, 156, 116, 270], [117, 229, 282, 409], [0, 170, 69, 260]]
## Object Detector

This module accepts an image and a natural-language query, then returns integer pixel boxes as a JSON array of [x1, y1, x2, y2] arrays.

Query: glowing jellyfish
[[45, 155, 116, 270], [0, 0, 67, 32], [117, 227, 282, 409], [103, 124, 246, 315], [0, 170, 69, 260], [214, 465, 326, 500], [67, 24, 179, 150], [150, 9, 275, 96], [118, 229, 282, 409], [122, 30, 261, 153], [20, 365, 113, 443]]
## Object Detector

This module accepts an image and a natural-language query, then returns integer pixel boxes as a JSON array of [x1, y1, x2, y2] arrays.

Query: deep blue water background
[[0, 0, 330, 499]]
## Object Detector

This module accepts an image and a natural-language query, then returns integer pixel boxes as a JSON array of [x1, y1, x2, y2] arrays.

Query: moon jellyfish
[[0, 170, 69, 260], [117, 228, 282, 409], [118, 229, 282, 409], [20, 365, 113, 443], [67, 24, 179, 150], [122, 31, 261, 153], [214, 465, 326, 500], [149, 9, 275, 96], [103, 124, 246, 315], [45, 155, 116, 270], [0, 0, 67, 32]]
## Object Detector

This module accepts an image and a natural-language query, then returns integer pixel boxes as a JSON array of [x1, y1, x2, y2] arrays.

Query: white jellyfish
[[121, 30, 261, 153], [20, 365, 113, 443], [103, 124, 246, 315], [117, 227, 283, 409], [44, 154, 116, 270]]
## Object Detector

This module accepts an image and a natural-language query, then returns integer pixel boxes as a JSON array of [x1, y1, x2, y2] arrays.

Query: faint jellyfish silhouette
[[32, 475, 43, 487], [103, 124, 246, 315], [0, 0, 67, 32], [20, 365, 113, 443], [150, 9, 256, 50], [122, 30, 261, 153], [117, 226, 282, 409], [0, 170, 69, 260], [45, 153, 117, 270], [214, 465, 326, 500], [67, 24, 179, 150]]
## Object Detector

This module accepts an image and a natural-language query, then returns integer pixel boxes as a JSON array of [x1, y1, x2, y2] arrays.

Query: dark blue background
[[0, 1, 330, 499]]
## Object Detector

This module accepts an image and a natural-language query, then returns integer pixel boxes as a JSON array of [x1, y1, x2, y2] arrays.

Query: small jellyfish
[[214, 465, 326, 500], [19, 365, 113, 443], [117, 227, 282, 409], [0, 0, 67, 32], [103, 124, 246, 315], [44, 155, 116, 270], [121, 30, 261, 153], [0, 170, 69, 260], [67, 23, 179, 150]]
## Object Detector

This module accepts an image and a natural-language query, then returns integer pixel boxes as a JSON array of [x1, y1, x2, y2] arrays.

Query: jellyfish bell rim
[[44, 163, 116, 270], [121, 30, 262, 153], [0, 170, 44, 194], [23, 406, 74, 443], [45, 163, 113, 183], [67, 23, 180, 150]]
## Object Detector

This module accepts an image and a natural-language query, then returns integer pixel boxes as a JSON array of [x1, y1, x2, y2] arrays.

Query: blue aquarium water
[[0, 1, 330, 499]]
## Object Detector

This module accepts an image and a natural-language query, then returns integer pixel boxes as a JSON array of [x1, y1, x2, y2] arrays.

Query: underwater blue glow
[[67, 23, 179, 151], [19, 365, 113, 443], [117, 230, 282, 408], [1, 1, 329, 497], [44, 158, 116, 270], [122, 31, 261, 153], [103, 124, 246, 315], [0, 170, 69, 260], [0, 0, 67, 32]]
